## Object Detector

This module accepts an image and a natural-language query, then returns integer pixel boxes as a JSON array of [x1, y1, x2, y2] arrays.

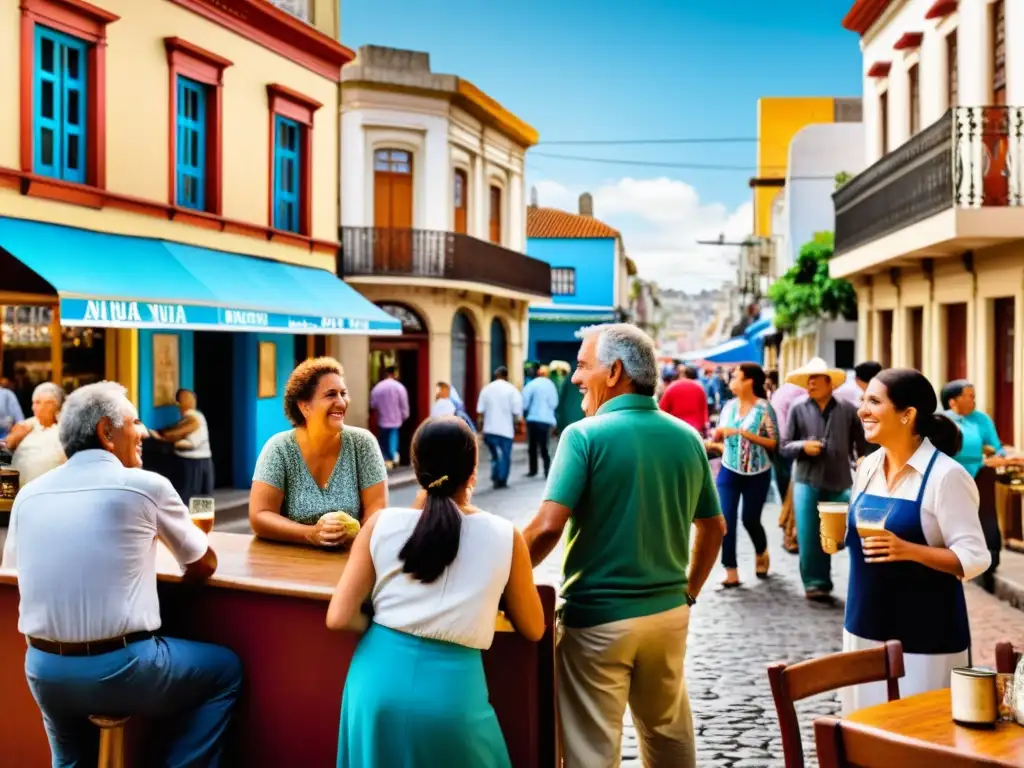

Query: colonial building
[[525, 192, 631, 365], [336, 45, 550, 446], [0, 0, 398, 487], [834, 0, 1024, 445]]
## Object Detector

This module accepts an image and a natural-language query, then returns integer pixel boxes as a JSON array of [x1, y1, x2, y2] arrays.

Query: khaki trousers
[[556, 605, 695, 768]]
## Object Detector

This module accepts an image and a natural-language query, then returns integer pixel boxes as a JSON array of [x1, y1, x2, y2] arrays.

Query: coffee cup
[[818, 502, 848, 554], [951, 666, 998, 727]]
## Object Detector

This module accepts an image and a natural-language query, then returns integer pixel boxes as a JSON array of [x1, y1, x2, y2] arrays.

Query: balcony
[[339, 227, 551, 298], [832, 106, 1024, 276]]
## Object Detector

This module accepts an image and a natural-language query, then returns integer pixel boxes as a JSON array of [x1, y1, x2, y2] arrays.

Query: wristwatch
[[686, 592, 697, 607]]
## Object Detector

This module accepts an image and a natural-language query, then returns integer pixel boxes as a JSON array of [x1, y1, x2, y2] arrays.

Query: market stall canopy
[[683, 336, 759, 364], [0, 217, 400, 335]]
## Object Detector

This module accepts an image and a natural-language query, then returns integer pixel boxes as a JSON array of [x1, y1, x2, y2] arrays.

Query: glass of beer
[[855, 502, 890, 540], [189, 496, 215, 534], [818, 502, 849, 554]]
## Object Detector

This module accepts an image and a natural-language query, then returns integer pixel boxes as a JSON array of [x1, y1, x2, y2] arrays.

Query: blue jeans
[[378, 427, 400, 462], [483, 434, 514, 485], [716, 466, 771, 569], [793, 482, 851, 593], [26, 635, 242, 768]]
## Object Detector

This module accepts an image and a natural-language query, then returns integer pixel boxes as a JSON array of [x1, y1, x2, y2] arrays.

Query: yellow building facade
[[0, 0, 398, 486]]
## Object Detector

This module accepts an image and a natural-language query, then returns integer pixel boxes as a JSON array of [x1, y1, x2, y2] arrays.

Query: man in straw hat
[[780, 357, 868, 601]]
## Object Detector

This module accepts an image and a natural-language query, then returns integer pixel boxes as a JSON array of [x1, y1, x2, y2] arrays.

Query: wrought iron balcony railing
[[339, 227, 551, 297], [833, 106, 1024, 256]]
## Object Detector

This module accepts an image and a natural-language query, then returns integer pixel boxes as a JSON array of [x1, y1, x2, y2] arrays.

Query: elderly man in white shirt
[[1, 381, 242, 767], [476, 366, 523, 489]]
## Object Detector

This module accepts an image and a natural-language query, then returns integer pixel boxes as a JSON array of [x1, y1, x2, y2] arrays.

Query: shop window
[[273, 115, 301, 232], [176, 78, 207, 210], [267, 84, 321, 236], [34, 26, 88, 183], [552, 267, 576, 296]]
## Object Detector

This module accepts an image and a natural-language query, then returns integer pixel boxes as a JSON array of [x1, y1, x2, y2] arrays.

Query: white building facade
[[834, 0, 1024, 446]]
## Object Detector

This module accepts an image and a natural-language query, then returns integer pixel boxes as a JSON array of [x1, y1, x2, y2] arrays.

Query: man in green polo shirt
[[523, 323, 725, 768]]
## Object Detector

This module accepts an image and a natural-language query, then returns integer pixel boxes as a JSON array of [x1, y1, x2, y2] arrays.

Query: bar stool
[[88, 715, 130, 768]]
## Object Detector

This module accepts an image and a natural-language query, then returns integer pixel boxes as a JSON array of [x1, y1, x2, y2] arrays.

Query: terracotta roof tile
[[526, 207, 620, 239]]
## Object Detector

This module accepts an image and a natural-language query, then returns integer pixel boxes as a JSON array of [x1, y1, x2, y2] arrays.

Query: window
[[489, 185, 502, 244], [165, 37, 232, 214], [551, 268, 576, 296], [374, 149, 411, 173], [993, 0, 1005, 105], [34, 26, 88, 183], [267, 83, 322, 236], [273, 115, 301, 233], [946, 31, 958, 108], [176, 78, 207, 210], [908, 64, 920, 135], [453, 168, 468, 234], [879, 90, 889, 155], [269, 0, 311, 22]]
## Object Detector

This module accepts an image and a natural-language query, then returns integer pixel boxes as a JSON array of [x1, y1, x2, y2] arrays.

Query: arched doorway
[[451, 310, 478, 417], [489, 317, 508, 376], [369, 302, 428, 466]]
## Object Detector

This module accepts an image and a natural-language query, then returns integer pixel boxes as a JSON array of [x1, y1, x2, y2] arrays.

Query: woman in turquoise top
[[712, 363, 778, 587], [941, 379, 1023, 590], [250, 357, 389, 549]]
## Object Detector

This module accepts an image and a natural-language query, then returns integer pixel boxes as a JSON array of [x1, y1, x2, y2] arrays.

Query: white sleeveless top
[[369, 506, 514, 650], [175, 409, 211, 460]]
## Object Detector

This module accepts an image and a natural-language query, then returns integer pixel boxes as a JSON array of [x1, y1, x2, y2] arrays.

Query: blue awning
[[0, 217, 400, 335], [684, 337, 760, 364]]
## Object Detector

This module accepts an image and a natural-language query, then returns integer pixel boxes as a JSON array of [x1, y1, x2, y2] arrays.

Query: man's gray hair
[[576, 323, 658, 392], [59, 381, 129, 458], [33, 382, 65, 409]]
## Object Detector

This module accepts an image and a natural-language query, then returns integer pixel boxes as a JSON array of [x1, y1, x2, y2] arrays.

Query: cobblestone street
[[392, 468, 1024, 767]]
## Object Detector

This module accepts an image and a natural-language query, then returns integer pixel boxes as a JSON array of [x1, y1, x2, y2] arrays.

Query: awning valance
[[0, 218, 400, 335], [684, 336, 760, 364]]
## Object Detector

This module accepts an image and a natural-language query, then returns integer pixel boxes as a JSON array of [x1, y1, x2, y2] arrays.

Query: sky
[[341, 0, 863, 292]]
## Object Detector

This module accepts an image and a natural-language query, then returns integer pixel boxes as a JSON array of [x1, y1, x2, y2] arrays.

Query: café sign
[[59, 298, 399, 335]]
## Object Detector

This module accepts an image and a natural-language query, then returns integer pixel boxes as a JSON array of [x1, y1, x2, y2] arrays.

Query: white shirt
[[476, 379, 523, 439], [2, 450, 208, 642], [430, 398, 457, 419], [850, 438, 990, 581], [11, 418, 65, 487], [369, 507, 514, 650], [175, 409, 212, 460]]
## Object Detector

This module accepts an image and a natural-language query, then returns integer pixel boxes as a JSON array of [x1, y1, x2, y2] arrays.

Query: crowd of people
[[1, 321, 1020, 767]]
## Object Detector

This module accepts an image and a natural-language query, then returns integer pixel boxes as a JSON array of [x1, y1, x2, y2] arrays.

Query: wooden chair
[[767, 641, 905, 768], [995, 641, 1020, 674], [88, 715, 130, 768], [813, 717, 1007, 767]]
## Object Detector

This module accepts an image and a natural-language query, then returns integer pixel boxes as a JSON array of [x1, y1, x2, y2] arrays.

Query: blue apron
[[844, 451, 971, 655]]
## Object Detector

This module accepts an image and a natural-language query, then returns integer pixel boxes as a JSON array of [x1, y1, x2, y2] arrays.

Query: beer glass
[[818, 502, 849, 554], [189, 496, 215, 534], [855, 501, 890, 540]]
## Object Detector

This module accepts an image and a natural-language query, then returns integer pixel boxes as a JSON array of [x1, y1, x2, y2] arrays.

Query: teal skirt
[[337, 622, 512, 768]]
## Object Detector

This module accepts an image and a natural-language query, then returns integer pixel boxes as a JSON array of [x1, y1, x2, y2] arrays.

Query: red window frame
[[19, 0, 119, 199], [266, 83, 322, 238], [165, 37, 232, 216]]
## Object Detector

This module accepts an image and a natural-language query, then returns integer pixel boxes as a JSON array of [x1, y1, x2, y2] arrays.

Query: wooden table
[[0, 532, 558, 767], [847, 689, 1024, 765]]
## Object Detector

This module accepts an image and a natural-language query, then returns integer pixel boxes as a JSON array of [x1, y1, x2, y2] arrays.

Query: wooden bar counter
[[0, 532, 558, 767]]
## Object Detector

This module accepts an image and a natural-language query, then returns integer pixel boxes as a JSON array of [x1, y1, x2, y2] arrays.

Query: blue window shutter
[[273, 115, 301, 233], [176, 77, 207, 210], [33, 26, 88, 183]]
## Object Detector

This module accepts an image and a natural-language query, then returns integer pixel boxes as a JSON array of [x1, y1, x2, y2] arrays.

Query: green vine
[[767, 232, 857, 333]]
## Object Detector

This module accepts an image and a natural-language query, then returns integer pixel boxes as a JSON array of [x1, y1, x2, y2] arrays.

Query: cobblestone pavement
[[395, 470, 1024, 768]]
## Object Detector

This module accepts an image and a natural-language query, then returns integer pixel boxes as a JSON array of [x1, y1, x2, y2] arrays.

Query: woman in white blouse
[[5, 382, 66, 487], [326, 416, 545, 767], [841, 368, 990, 714]]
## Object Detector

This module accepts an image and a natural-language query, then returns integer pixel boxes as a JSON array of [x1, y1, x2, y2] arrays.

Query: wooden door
[[489, 185, 502, 244], [373, 149, 413, 272], [993, 297, 1015, 443], [454, 169, 468, 234], [910, 307, 923, 371], [879, 310, 893, 369], [946, 303, 968, 382]]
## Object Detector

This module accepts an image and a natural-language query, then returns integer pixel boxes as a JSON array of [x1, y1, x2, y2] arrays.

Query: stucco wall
[[525, 237, 616, 308], [0, 0, 339, 270]]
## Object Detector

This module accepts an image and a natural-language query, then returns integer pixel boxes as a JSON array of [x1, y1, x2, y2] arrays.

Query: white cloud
[[531, 178, 753, 292]]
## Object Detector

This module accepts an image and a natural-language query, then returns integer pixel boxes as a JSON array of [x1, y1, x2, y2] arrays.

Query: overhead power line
[[527, 151, 836, 179], [537, 137, 757, 146]]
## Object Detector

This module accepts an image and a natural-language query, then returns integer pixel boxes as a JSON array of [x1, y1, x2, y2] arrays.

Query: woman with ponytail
[[841, 368, 990, 714], [712, 363, 778, 585], [327, 416, 544, 768]]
